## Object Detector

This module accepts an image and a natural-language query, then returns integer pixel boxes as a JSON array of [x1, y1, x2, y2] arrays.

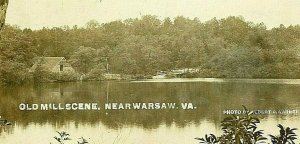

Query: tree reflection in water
[[0, 80, 299, 143]]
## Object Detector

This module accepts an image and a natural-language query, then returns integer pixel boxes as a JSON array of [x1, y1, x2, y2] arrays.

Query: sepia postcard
[[0, 0, 300, 143]]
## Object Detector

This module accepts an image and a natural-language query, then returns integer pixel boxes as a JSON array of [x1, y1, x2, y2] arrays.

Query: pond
[[0, 79, 300, 144]]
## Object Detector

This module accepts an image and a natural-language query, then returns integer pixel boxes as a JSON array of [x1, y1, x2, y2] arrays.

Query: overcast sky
[[5, 0, 300, 29]]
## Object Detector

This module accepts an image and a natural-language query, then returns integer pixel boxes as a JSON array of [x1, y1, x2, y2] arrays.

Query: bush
[[32, 65, 52, 83], [50, 71, 79, 82], [0, 61, 32, 85], [195, 106, 298, 144], [84, 67, 105, 81]]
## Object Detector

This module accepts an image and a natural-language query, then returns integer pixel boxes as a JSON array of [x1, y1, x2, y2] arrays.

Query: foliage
[[2, 16, 300, 84], [269, 124, 298, 144], [84, 65, 105, 81], [77, 137, 89, 144], [69, 46, 98, 74], [0, 60, 32, 85], [49, 72, 79, 82], [53, 131, 71, 144], [195, 106, 298, 144], [195, 134, 219, 144], [52, 131, 90, 144], [218, 106, 267, 143], [32, 60, 52, 83]]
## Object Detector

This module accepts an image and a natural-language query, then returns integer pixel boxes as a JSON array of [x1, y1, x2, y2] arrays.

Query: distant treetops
[[1, 16, 300, 85]]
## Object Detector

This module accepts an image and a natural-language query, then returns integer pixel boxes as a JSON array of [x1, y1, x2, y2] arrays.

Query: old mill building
[[29, 57, 75, 73]]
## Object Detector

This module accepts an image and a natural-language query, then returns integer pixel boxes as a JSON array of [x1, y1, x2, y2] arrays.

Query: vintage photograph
[[0, 0, 300, 143]]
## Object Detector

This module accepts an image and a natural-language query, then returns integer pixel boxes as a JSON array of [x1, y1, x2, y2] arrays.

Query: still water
[[0, 78, 300, 144]]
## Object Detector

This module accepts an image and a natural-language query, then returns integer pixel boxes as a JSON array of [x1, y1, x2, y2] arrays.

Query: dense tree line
[[1, 15, 300, 84]]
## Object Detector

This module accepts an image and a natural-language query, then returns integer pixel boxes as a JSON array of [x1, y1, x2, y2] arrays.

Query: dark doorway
[[60, 65, 63, 71]]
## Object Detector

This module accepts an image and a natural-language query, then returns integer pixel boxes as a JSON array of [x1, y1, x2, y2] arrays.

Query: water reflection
[[0, 79, 300, 143]]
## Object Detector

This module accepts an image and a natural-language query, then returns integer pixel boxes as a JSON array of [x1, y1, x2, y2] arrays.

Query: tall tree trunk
[[0, 0, 9, 31]]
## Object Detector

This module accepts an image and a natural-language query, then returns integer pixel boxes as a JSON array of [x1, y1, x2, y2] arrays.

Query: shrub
[[0, 61, 32, 85], [269, 124, 298, 144], [195, 106, 298, 144], [84, 66, 105, 81], [50, 71, 79, 82]]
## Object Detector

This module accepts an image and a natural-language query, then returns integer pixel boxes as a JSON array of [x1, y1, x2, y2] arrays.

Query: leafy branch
[[195, 106, 298, 144]]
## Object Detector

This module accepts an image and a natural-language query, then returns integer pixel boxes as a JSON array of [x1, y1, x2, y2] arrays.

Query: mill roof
[[29, 57, 67, 72]]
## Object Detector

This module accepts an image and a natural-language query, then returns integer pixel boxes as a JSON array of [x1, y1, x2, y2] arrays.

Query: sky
[[5, 0, 300, 29]]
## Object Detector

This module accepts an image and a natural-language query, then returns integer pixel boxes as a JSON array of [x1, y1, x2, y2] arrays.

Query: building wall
[[51, 65, 75, 73]]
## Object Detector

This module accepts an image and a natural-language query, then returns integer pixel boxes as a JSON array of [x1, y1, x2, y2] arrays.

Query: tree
[[0, 60, 31, 85], [0, 0, 9, 31], [69, 46, 98, 74]]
